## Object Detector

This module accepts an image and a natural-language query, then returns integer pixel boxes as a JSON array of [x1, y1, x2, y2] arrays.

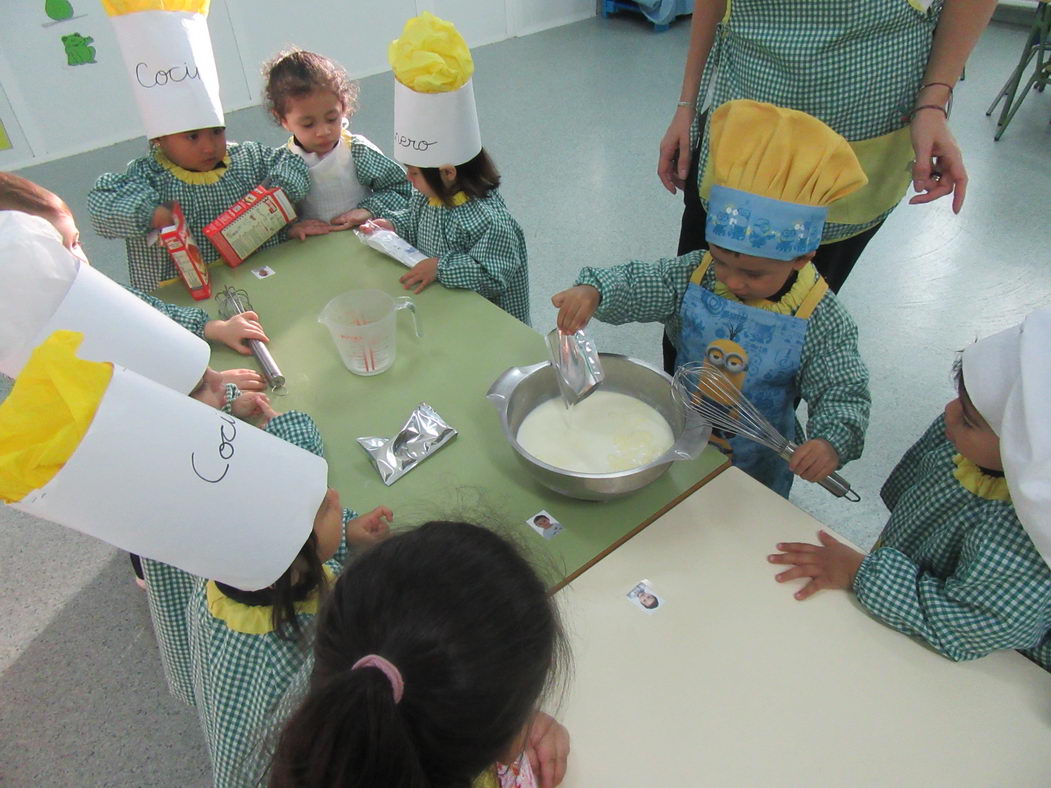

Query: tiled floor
[[2, 12, 1049, 785]]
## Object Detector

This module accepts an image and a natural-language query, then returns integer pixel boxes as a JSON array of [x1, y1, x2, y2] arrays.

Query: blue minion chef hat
[[705, 100, 868, 260]]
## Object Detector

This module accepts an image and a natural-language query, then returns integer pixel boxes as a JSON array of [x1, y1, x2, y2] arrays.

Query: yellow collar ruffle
[[712, 260, 821, 315], [953, 454, 1010, 501], [206, 565, 335, 635], [154, 147, 231, 185], [428, 191, 469, 208]]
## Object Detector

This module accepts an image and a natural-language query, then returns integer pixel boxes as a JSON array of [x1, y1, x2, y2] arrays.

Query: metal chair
[[986, 1, 1051, 140]]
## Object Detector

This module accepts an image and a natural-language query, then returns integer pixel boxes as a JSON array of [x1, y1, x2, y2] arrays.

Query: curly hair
[[262, 48, 359, 121]]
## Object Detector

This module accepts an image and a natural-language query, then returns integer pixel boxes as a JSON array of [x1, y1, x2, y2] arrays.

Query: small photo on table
[[626, 579, 664, 614], [527, 509, 563, 540], [251, 265, 276, 279]]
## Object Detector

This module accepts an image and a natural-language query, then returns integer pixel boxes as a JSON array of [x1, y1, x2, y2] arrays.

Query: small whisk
[[215, 286, 286, 393], [671, 362, 860, 501]]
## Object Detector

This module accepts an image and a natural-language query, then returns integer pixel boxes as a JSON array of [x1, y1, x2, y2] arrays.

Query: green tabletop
[[159, 233, 728, 588]]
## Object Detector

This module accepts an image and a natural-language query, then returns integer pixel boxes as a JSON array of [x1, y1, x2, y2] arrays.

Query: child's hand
[[151, 205, 174, 229], [551, 285, 600, 334], [256, 398, 282, 428], [288, 219, 334, 241], [219, 368, 267, 392], [525, 711, 571, 788], [359, 218, 394, 235], [399, 257, 439, 294], [788, 438, 839, 482], [768, 530, 865, 600], [203, 311, 268, 354], [345, 506, 393, 548], [229, 390, 270, 422], [329, 208, 372, 231]]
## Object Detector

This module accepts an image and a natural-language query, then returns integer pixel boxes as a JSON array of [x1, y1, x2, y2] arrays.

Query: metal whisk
[[671, 361, 860, 501], [215, 286, 286, 393]]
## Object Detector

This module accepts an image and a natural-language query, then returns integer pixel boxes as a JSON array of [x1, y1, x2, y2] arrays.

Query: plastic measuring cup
[[318, 290, 421, 375]]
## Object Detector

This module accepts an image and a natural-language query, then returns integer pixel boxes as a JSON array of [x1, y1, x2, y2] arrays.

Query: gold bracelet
[[676, 100, 696, 109]]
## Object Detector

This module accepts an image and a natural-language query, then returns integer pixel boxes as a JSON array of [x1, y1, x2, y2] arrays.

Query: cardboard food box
[[204, 185, 297, 267], [159, 202, 211, 301]]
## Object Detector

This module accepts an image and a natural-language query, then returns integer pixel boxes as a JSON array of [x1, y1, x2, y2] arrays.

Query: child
[[269, 521, 570, 788], [552, 100, 871, 497], [262, 49, 412, 240], [769, 309, 1051, 670], [89, 2, 310, 292], [367, 13, 529, 324], [0, 172, 268, 391]]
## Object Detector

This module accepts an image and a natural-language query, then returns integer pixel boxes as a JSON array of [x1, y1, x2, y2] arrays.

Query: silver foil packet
[[546, 328, 605, 406], [357, 402, 457, 486]]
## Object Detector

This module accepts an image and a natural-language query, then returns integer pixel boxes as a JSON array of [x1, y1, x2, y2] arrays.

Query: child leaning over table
[[553, 100, 871, 498], [87, 1, 309, 291], [771, 308, 1051, 670], [263, 48, 411, 239], [365, 13, 529, 324]]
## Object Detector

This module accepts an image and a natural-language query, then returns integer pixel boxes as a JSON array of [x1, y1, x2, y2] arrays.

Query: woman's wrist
[[914, 82, 954, 116]]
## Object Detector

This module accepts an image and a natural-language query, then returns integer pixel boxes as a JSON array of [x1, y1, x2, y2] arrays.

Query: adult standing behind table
[[657, 1, 996, 311]]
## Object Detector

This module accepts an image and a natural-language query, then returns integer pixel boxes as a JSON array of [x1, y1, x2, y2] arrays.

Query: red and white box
[[159, 202, 211, 301], [204, 185, 296, 268]]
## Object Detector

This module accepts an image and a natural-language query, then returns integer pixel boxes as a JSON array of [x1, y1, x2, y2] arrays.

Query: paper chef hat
[[963, 306, 1051, 570], [389, 12, 482, 167], [0, 211, 209, 394], [0, 332, 329, 590], [705, 100, 868, 260], [102, 0, 224, 139]]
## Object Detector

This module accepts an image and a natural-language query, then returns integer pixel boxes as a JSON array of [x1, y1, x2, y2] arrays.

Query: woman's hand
[[657, 106, 696, 194], [909, 107, 967, 213]]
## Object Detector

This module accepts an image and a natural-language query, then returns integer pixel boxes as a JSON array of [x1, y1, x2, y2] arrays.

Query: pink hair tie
[[351, 654, 404, 704]]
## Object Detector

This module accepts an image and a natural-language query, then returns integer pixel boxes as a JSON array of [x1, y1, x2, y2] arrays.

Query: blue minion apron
[[677, 254, 827, 497]]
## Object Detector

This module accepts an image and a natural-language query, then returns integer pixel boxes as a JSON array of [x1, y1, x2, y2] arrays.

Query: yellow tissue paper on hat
[[101, 0, 210, 16], [389, 12, 474, 93], [0, 331, 112, 503], [709, 100, 867, 207]]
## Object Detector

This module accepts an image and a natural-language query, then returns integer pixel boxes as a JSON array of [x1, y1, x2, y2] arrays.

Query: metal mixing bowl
[[486, 354, 710, 501]]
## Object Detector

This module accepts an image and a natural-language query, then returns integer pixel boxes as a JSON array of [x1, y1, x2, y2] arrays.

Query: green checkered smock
[[142, 412, 357, 787], [854, 415, 1051, 670], [127, 287, 210, 338], [381, 189, 530, 324], [576, 251, 869, 463], [88, 141, 310, 291], [691, 0, 944, 241]]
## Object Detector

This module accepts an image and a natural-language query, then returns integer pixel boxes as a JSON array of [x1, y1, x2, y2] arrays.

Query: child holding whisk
[[365, 13, 530, 324], [263, 48, 411, 240], [553, 100, 870, 497], [770, 308, 1051, 670]]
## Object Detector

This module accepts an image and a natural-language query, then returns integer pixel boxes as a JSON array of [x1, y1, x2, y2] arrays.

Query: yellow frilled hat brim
[[0, 331, 112, 503]]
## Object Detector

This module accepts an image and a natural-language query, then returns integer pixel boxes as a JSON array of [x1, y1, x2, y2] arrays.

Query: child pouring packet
[[204, 184, 297, 267]]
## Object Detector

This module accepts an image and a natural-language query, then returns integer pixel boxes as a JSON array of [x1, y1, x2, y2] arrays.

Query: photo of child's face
[[526, 510, 562, 540], [627, 581, 663, 614]]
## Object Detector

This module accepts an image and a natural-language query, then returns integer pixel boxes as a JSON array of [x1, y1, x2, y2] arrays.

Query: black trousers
[[662, 139, 884, 375]]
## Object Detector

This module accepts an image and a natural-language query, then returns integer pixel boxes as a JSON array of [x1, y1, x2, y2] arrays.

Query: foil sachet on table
[[546, 328, 605, 406], [357, 402, 457, 485]]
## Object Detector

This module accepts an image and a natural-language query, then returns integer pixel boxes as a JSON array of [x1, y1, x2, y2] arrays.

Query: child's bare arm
[[345, 506, 393, 548], [768, 530, 865, 600]]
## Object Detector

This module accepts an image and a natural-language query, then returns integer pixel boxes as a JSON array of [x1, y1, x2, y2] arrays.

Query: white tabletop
[[554, 468, 1051, 786]]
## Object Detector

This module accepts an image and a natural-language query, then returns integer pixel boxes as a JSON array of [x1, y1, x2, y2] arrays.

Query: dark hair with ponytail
[[417, 148, 501, 207], [269, 521, 566, 787]]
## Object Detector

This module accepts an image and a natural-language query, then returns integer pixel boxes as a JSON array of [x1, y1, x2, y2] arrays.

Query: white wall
[[0, 0, 593, 171]]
